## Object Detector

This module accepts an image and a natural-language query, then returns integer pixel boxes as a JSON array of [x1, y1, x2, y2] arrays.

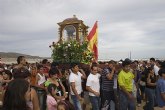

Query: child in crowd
[[47, 83, 58, 110]]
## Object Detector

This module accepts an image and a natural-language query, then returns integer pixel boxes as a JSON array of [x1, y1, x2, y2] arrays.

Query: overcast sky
[[0, 0, 165, 60]]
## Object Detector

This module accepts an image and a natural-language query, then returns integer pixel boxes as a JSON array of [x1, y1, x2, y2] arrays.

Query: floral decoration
[[50, 40, 93, 64]]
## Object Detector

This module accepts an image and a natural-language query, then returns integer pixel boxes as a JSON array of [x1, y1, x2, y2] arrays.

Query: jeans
[[71, 94, 82, 110], [37, 89, 47, 110], [89, 96, 100, 110], [137, 88, 142, 104], [144, 88, 155, 110], [114, 89, 119, 110], [119, 90, 135, 110], [101, 90, 115, 110]]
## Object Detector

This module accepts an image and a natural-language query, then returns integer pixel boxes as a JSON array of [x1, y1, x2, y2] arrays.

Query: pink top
[[27, 101, 33, 110], [46, 95, 57, 110]]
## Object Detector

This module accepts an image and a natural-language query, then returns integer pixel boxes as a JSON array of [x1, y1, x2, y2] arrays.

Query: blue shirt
[[156, 78, 165, 107]]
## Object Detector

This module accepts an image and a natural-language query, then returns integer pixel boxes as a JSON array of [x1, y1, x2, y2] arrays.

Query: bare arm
[[35, 74, 40, 85], [31, 88, 40, 110], [48, 80, 67, 100], [53, 93, 65, 100], [106, 67, 115, 80], [147, 74, 156, 86], [79, 69, 87, 79], [86, 86, 99, 96], [58, 80, 67, 98], [71, 82, 82, 100], [2, 79, 12, 83], [147, 81, 156, 86]]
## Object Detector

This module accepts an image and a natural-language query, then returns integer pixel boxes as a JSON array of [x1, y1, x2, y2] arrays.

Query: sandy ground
[[83, 100, 160, 110]]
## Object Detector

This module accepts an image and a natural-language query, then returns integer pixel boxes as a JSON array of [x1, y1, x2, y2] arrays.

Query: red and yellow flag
[[87, 21, 98, 61]]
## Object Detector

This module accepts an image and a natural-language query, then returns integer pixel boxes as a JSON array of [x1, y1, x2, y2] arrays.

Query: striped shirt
[[101, 68, 114, 91]]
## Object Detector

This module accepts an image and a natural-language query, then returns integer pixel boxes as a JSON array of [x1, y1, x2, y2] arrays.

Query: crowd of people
[[0, 56, 165, 110]]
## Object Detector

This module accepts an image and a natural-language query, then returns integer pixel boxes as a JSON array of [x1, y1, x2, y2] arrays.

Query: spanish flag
[[87, 21, 98, 61]]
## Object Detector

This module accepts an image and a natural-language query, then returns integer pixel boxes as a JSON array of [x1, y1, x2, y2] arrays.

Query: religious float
[[49, 15, 94, 68]]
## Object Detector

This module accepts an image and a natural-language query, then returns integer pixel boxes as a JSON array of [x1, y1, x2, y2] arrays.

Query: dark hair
[[3, 79, 30, 110], [42, 59, 48, 64], [133, 60, 139, 64], [51, 62, 59, 68], [70, 63, 78, 69], [147, 67, 153, 72], [49, 67, 59, 77], [47, 83, 57, 97], [17, 56, 25, 64], [4, 70, 12, 80], [91, 62, 98, 66], [160, 61, 165, 68], [122, 58, 131, 67], [150, 57, 155, 62], [37, 64, 43, 70], [108, 60, 115, 64], [91, 64, 97, 70], [13, 67, 31, 79], [158, 68, 165, 76]]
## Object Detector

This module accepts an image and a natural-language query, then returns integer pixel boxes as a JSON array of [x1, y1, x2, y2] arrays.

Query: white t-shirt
[[154, 65, 160, 76], [37, 73, 46, 85], [113, 74, 118, 89], [86, 73, 100, 96], [69, 71, 82, 95]]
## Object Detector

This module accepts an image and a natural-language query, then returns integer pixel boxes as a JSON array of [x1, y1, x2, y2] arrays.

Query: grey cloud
[[0, 0, 165, 60]]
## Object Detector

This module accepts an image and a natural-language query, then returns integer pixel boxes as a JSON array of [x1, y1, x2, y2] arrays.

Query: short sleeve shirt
[[101, 68, 114, 91], [118, 70, 134, 92], [69, 71, 82, 95], [86, 73, 100, 96], [156, 78, 165, 107], [46, 95, 57, 110]]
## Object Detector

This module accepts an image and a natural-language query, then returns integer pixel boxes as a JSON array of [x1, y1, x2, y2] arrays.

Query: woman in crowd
[[1, 70, 13, 88], [2, 70, 12, 80], [144, 67, 157, 110], [2, 79, 31, 110], [35, 65, 47, 110], [12, 67, 40, 110], [45, 67, 67, 100], [30, 65, 38, 87], [47, 83, 58, 110]]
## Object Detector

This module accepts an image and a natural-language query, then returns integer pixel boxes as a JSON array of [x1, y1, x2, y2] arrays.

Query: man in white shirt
[[150, 58, 160, 76], [86, 65, 100, 110], [69, 63, 86, 110]]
